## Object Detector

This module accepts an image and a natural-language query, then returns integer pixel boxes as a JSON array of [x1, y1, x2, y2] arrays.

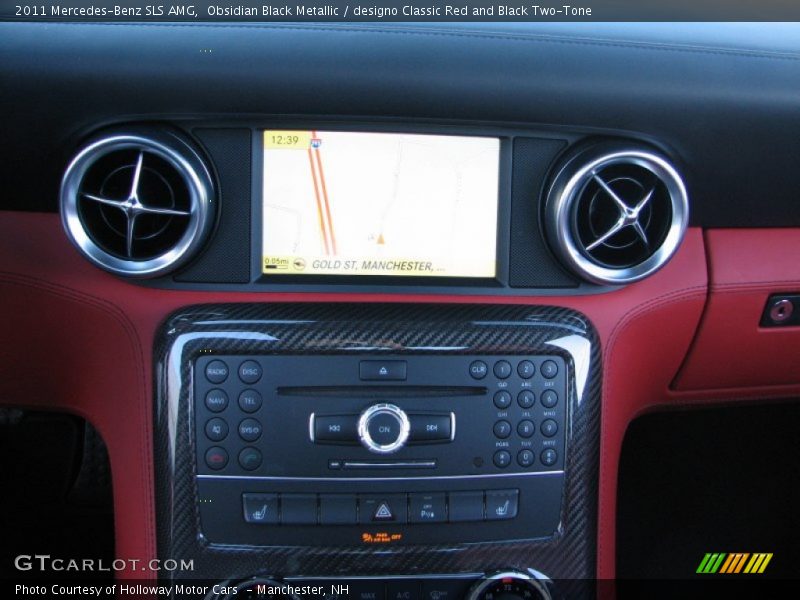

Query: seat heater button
[[242, 493, 278, 524], [204, 389, 228, 412], [205, 418, 228, 441], [205, 360, 229, 383], [239, 418, 263, 442], [485, 489, 519, 520], [238, 360, 262, 384]]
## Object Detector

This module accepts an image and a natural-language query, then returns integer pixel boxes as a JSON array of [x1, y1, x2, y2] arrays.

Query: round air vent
[[60, 129, 215, 277], [545, 142, 688, 285]]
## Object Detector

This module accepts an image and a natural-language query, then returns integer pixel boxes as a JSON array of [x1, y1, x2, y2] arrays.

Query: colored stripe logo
[[697, 553, 773, 574]]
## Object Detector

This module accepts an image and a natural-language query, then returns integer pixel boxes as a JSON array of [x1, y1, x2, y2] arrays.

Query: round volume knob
[[466, 571, 551, 600], [357, 403, 410, 454]]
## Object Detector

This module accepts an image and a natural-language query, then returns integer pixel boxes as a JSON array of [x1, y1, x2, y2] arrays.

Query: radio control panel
[[193, 353, 568, 546], [194, 354, 567, 479]]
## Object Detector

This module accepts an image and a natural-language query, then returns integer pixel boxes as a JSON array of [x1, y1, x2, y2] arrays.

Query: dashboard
[[2, 20, 800, 600]]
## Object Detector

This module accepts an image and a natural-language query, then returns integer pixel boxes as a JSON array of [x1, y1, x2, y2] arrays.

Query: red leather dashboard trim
[[675, 228, 800, 392], [0, 212, 710, 582]]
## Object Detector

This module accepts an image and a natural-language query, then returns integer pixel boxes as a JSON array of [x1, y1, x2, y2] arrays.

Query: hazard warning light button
[[358, 494, 408, 524]]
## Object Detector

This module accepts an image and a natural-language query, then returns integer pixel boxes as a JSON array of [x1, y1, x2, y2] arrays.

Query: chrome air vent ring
[[60, 129, 215, 278], [545, 143, 689, 285]]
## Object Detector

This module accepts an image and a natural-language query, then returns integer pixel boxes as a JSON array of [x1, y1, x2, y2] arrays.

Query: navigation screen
[[261, 130, 500, 278]]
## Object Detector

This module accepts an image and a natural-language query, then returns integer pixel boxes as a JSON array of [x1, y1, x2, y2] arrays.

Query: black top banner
[[3, 0, 800, 22]]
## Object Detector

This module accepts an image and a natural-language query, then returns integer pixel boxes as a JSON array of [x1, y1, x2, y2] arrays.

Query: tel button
[[238, 389, 263, 413]]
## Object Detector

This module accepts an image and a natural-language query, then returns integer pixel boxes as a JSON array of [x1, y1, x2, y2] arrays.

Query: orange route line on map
[[312, 130, 338, 255], [307, 147, 330, 255]]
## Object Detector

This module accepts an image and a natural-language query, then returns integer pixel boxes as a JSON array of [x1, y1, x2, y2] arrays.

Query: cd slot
[[276, 385, 487, 398], [336, 459, 437, 470]]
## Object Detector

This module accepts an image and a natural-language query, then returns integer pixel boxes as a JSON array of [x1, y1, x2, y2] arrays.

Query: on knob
[[357, 403, 410, 454]]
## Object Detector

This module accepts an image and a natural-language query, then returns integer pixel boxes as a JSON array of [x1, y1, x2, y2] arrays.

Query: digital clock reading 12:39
[[263, 131, 311, 149]]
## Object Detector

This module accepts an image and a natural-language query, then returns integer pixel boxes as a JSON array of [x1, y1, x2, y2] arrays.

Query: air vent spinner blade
[[546, 143, 688, 285], [60, 129, 215, 278]]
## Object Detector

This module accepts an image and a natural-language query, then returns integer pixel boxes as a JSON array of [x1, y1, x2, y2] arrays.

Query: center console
[[155, 303, 600, 599]]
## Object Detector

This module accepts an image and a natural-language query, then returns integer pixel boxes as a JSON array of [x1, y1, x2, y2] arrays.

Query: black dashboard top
[[1, 22, 800, 227]]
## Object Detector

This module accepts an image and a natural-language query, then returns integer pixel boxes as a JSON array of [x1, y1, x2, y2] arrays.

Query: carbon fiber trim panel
[[154, 304, 600, 593]]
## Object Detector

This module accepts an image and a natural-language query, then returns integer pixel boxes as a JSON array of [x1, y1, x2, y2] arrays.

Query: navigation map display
[[261, 130, 500, 278]]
